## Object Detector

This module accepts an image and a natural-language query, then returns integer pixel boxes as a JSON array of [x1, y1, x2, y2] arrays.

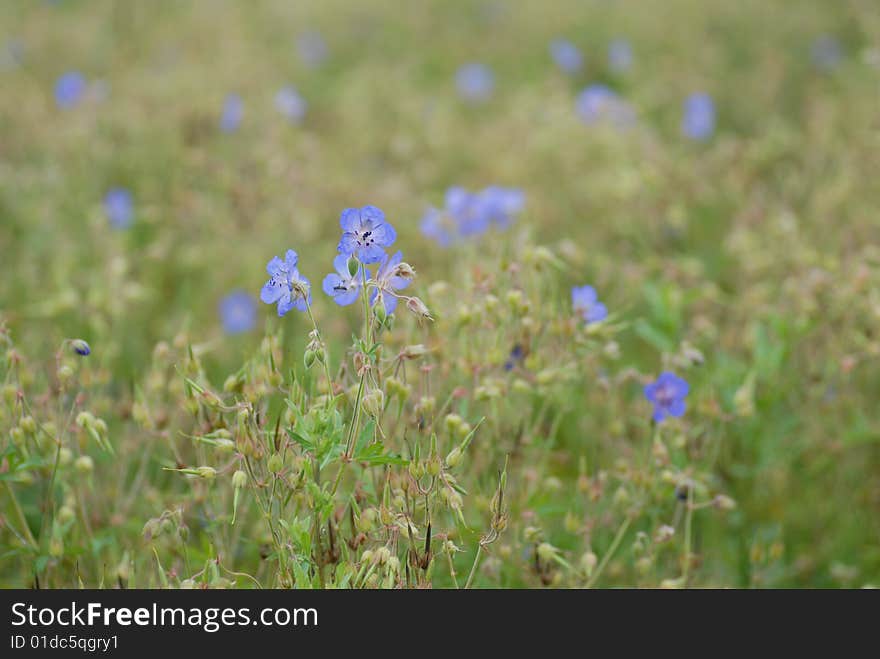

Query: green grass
[[1, 0, 879, 588]]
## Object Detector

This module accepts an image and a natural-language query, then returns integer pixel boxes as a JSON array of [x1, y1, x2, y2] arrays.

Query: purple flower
[[420, 206, 457, 248], [480, 186, 525, 228], [322, 254, 365, 306], [260, 249, 312, 316], [572, 285, 607, 325], [681, 93, 715, 141], [608, 39, 633, 73], [220, 94, 243, 133], [297, 30, 328, 68], [104, 188, 134, 230], [644, 372, 690, 423], [55, 71, 86, 109], [71, 339, 91, 356], [275, 86, 307, 123], [219, 290, 257, 334], [446, 187, 490, 237], [504, 344, 524, 371], [576, 84, 634, 128], [337, 205, 396, 264], [370, 251, 409, 315], [456, 63, 494, 103], [550, 39, 583, 74]]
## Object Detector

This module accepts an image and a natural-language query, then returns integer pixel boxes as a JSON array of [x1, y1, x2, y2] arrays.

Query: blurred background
[[1, 0, 879, 587]]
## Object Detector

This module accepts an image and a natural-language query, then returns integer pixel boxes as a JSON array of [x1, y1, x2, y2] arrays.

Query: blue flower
[[456, 63, 494, 103], [504, 344, 525, 371], [260, 249, 312, 316], [480, 186, 525, 229], [644, 372, 690, 423], [220, 93, 243, 133], [219, 290, 257, 334], [275, 86, 307, 123], [682, 93, 715, 141], [550, 39, 583, 74], [812, 35, 842, 72], [370, 251, 409, 315], [576, 84, 634, 128], [104, 188, 134, 230], [446, 187, 490, 237], [297, 31, 328, 68], [322, 254, 365, 306], [337, 205, 396, 264], [608, 39, 633, 73], [572, 285, 607, 325], [71, 339, 91, 356], [420, 207, 457, 248], [55, 71, 86, 109]]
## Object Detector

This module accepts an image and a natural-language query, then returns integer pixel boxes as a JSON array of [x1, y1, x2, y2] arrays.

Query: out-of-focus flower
[[297, 30, 328, 68], [681, 92, 715, 141], [322, 254, 365, 307], [219, 290, 257, 334], [104, 188, 134, 230], [608, 38, 633, 72], [550, 39, 583, 74], [576, 84, 634, 127], [644, 372, 690, 423], [420, 207, 457, 248], [812, 35, 842, 72], [275, 86, 307, 123], [371, 251, 409, 315], [572, 285, 607, 325], [456, 63, 494, 103], [71, 339, 91, 356], [220, 93, 243, 133], [337, 205, 396, 264], [260, 249, 312, 316], [55, 71, 86, 109], [446, 186, 490, 237], [480, 186, 525, 228]]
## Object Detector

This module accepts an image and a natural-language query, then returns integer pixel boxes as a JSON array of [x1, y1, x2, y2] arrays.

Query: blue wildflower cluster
[[421, 186, 525, 247], [261, 206, 428, 321], [220, 93, 243, 133]]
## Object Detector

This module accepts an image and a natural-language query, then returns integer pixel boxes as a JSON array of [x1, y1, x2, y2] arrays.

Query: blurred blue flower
[[550, 39, 583, 74], [480, 186, 525, 228], [275, 86, 307, 123], [446, 186, 489, 237], [576, 84, 634, 127], [503, 344, 524, 371], [220, 93, 243, 133], [420, 207, 457, 248], [812, 35, 842, 72], [103, 188, 134, 230], [456, 63, 494, 103], [644, 372, 690, 423], [260, 249, 312, 316], [322, 254, 365, 306], [219, 290, 257, 334], [571, 285, 607, 325], [608, 39, 633, 73], [297, 30, 328, 68], [370, 251, 409, 315], [55, 71, 86, 109], [71, 339, 91, 356], [681, 92, 715, 141], [338, 205, 396, 264]]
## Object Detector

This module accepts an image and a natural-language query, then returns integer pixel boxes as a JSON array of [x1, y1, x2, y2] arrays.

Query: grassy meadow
[[1, 0, 879, 588]]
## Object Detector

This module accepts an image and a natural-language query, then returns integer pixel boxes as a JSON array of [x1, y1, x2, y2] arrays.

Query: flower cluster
[[421, 186, 525, 247], [571, 285, 608, 325], [261, 206, 427, 321]]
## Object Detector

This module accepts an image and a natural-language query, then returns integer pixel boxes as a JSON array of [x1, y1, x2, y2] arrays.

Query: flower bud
[[445, 446, 463, 468], [19, 415, 37, 435], [196, 465, 216, 480], [580, 551, 597, 576], [57, 364, 74, 384], [713, 494, 736, 511], [70, 339, 91, 356], [304, 349, 317, 369], [232, 469, 247, 489], [406, 296, 433, 320], [74, 455, 94, 474], [267, 453, 283, 474]]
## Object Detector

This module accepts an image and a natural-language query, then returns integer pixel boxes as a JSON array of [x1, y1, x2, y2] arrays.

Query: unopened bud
[[196, 466, 216, 480], [267, 453, 283, 474], [232, 470, 247, 489], [74, 455, 94, 474], [70, 339, 91, 356]]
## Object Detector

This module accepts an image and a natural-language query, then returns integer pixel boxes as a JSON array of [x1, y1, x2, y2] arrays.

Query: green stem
[[585, 516, 632, 588], [464, 544, 483, 589], [682, 490, 694, 586], [3, 482, 37, 550]]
